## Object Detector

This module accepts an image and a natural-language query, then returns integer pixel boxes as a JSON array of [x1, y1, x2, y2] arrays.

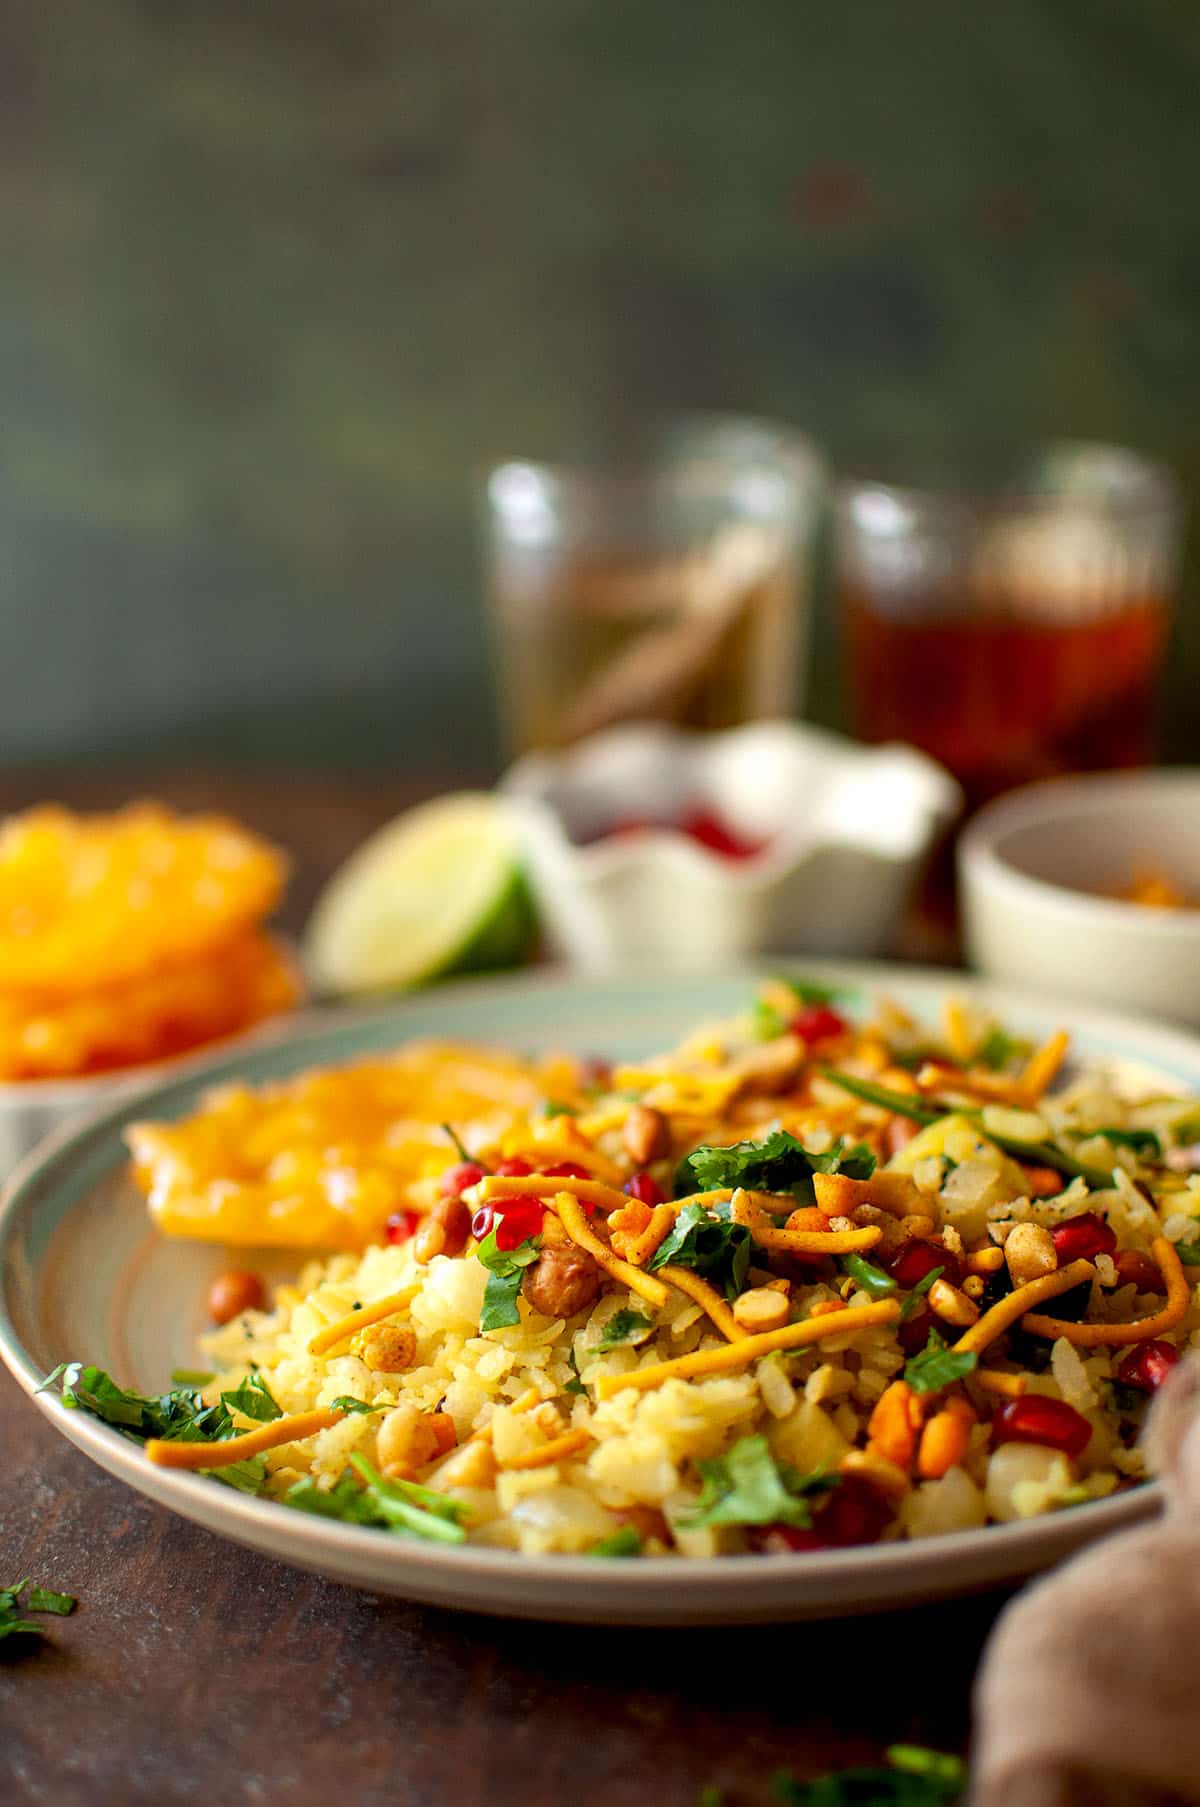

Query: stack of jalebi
[[0, 802, 299, 1079]]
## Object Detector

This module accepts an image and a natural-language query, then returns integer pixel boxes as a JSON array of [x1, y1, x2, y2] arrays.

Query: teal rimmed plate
[[1, 962, 1192, 1624]]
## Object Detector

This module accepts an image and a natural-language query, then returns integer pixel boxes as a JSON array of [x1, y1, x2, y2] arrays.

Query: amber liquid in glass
[[496, 552, 799, 752], [843, 588, 1168, 811]]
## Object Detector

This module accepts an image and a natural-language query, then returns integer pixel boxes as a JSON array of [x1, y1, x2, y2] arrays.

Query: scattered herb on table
[[903, 1329, 978, 1395], [773, 1744, 966, 1804], [0, 1579, 76, 1644], [597, 1309, 653, 1351], [678, 1434, 833, 1531], [475, 1229, 541, 1332]]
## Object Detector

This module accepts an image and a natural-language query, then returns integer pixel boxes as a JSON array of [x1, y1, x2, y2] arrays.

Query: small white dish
[[960, 771, 1200, 1024], [3, 961, 1187, 1625], [500, 721, 960, 970]]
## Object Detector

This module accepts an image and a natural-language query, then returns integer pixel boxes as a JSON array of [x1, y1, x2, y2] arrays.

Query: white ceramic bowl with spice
[[960, 770, 1200, 1024], [500, 721, 960, 971]]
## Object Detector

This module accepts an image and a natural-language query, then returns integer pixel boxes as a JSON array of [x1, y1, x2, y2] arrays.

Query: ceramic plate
[[1, 962, 1191, 1625]]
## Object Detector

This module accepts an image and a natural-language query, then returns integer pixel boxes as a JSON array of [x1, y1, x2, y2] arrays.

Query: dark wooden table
[[1, 771, 999, 1806]]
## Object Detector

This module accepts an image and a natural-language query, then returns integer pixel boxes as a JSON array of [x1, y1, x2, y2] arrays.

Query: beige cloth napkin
[[972, 1361, 1200, 1806]]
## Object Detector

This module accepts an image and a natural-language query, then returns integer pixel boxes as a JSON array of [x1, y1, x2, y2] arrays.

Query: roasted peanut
[[521, 1246, 602, 1319], [622, 1104, 669, 1166], [732, 1286, 790, 1334], [376, 1403, 439, 1475], [927, 1277, 980, 1327], [358, 1323, 417, 1373], [414, 1192, 472, 1264], [207, 1269, 264, 1325], [1004, 1222, 1058, 1288]]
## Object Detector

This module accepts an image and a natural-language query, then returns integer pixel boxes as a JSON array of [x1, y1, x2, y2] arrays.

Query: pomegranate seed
[[993, 1395, 1093, 1459], [1115, 1249, 1165, 1293], [544, 1160, 590, 1180], [790, 1003, 848, 1044], [470, 1205, 496, 1241], [1052, 1213, 1116, 1263], [887, 1240, 961, 1289], [1117, 1339, 1181, 1394], [624, 1172, 664, 1206], [759, 1524, 825, 1554], [493, 1196, 545, 1250], [384, 1210, 420, 1245], [679, 805, 766, 862], [815, 1478, 893, 1547], [440, 1161, 486, 1197], [494, 1157, 534, 1178]]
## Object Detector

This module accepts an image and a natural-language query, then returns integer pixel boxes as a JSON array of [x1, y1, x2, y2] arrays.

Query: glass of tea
[[836, 442, 1182, 812], [485, 416, 826, 755]]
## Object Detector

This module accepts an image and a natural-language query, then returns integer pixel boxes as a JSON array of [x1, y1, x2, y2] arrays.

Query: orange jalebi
[[0, 802, 287, 995]]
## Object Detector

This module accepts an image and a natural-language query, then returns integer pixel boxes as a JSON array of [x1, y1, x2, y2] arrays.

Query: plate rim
[[4, 956, 1191, 1616]]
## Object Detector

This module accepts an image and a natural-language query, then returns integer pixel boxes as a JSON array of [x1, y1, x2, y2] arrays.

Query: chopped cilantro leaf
[[39, 1362, 272, 1493], [675, 1129, 876, 1200], [772, 1745, 966, 1804], [647, 1200, 752, 1300], [1175, 1242, 1200, 1266], [679, 1434, 831, 1530], [220, 1372, 282, 1424], [597, 1309, 653, 1351], [0, 1579, 77, 1644], [330, 1396, 384, 1415], [539, 1099, 577, 1119], [286, 1462, 469, 1544], [903, 1329, 978, 1394], [564, 1347, 587, 1396], [773, 975, 849, 1007], [589, 1526, 642, 1558], [476, 1228, 540, 1331]]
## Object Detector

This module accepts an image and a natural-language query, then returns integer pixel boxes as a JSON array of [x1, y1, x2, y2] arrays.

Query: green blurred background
[[3, 1, 1196, 776]]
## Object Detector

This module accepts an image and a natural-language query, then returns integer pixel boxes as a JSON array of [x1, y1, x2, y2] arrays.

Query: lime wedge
[[304, 793, 538, 997]]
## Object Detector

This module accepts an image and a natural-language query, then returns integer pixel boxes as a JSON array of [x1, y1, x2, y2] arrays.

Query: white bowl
[[499, 721, 960, 970], [960, 770, 1200, 1023]]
